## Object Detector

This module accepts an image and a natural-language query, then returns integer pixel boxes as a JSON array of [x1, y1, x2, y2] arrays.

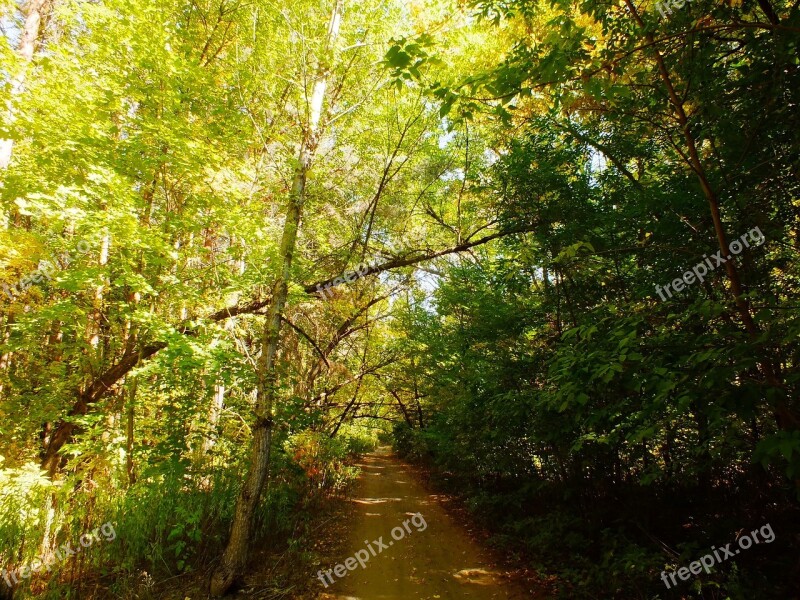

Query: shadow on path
[[318, 447, 541, 600]]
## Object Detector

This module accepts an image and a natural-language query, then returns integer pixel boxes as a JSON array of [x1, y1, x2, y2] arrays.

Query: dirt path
[[318, 447, 537, 600]]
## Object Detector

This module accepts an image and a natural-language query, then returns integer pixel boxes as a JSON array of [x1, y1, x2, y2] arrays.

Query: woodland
[[0, 0, 799, 598]]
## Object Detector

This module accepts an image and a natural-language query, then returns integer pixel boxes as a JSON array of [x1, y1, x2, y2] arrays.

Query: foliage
[[1, 0, 798, 596]]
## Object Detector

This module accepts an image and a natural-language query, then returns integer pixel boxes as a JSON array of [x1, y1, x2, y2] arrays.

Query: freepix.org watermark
[[315, 258, 380, 300], [655, 226, 765, 301], [2, 239, 91, 301], [2, 522, 116, 587], [660, 522, 775, 589], [316, 513, 427, 588], [655, 0, 694, 20]]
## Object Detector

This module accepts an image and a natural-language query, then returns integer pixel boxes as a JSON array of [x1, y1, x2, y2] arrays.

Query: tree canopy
[[1, 0, 798, 597]]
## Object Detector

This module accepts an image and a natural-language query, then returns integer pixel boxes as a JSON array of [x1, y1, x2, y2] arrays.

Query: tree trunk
[[209, 2, 343, 595], [388, 389, 414, 428], [625, 0, 798, 433], [0, 313, 13, 398], [126, 378, 138, 487], [202, 383, 225, 455], [0, 0, 52, 169], [86, 229, 110, 357]]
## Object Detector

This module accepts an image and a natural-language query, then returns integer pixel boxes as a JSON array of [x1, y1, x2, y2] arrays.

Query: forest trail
[[318, 448, 538, 600]]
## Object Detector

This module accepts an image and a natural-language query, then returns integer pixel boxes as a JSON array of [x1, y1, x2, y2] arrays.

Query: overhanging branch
[[41, 224, 534, 471], [304, 225, 535, 295]]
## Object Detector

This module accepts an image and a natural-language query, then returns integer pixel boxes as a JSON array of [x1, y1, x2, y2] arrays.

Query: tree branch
[[305, 225, 535, 295], [280, 316, 329, 369], [40, 224, 533, 473]]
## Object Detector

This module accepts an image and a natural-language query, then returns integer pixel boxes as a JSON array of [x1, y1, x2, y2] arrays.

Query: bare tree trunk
[[0, 0, 52, 169], [202, 383, 225, 455], [209, 2, 343, 595], [126, 378, 138, 487], [410, 356, 424, 428], [0, 313, 13, 398], [87, 230, 110, 355]]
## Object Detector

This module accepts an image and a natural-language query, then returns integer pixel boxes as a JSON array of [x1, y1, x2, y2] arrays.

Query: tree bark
[[208, 2, 343, 595], [125, 378, 138, 487], [0, 0, 52, 169], [40, 340, 166, 476], [202, 383, 225, 455]]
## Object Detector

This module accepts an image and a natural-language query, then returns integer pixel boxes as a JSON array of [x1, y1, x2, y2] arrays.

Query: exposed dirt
[[316, 447, 549, 600]]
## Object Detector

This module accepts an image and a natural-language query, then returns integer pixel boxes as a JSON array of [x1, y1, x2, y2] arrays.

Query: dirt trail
[[318, 447, 536, 600]]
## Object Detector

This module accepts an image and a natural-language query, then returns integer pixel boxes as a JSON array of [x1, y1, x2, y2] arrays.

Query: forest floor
[[154, 447, 552, 599], [313, 447, 549, 600]]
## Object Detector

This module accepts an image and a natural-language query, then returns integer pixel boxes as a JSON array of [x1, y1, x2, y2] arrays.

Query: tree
[[0, 0, 52, 169], [209, 1, 344, 593]]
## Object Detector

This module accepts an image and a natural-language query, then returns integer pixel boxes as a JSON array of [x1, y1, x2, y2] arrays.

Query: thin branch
[[280, 316, 329, 368]]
